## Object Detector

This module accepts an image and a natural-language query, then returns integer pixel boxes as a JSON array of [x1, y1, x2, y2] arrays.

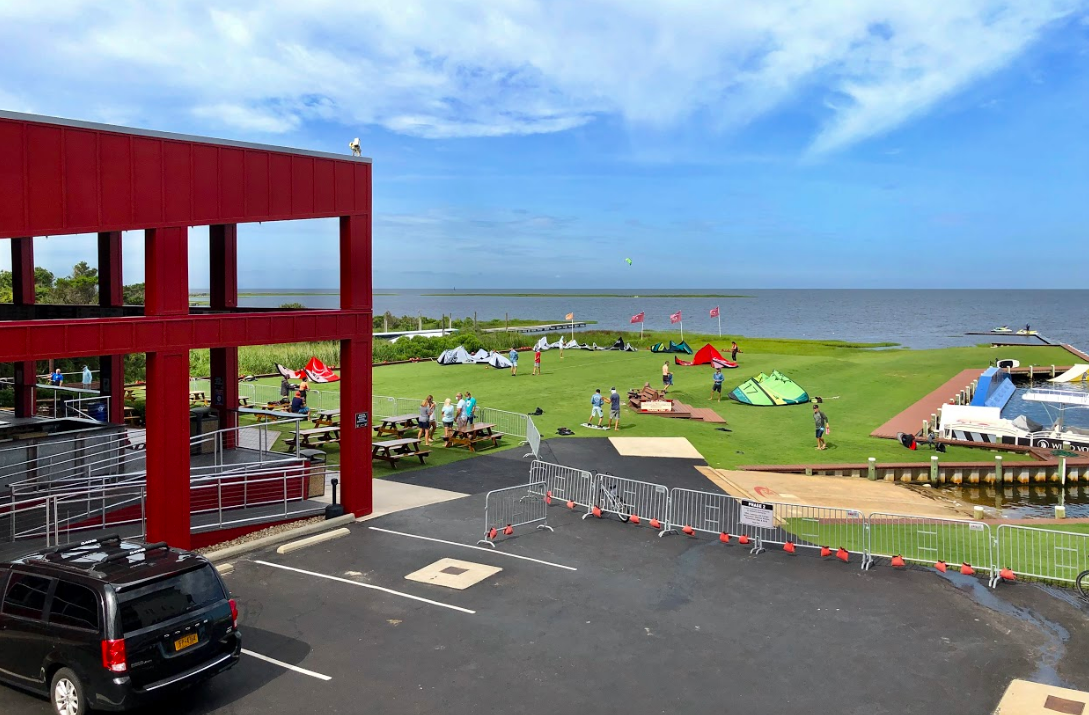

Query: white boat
[[940, 390, 1089, 453], [990, 326, 1012, 333]]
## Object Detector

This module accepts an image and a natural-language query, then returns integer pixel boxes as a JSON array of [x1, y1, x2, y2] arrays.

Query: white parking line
[[252, 560, 476, 614], [241, 649, 332, 681], [366, 526, 578, 571]]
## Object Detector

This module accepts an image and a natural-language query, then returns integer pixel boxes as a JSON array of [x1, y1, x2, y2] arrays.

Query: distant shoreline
[[421, 293, 751, 298]]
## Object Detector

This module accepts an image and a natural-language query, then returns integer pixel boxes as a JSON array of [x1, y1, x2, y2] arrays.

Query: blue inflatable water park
[[970, 367, 1016, 409]]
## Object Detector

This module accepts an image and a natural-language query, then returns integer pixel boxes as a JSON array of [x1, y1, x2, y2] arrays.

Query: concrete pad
[[215, 563, 234, 576], [404, 558, 502, 590], [609, 437, 703, 459], [996, 679, 1089, 714], [275, 527, 350, 554], [357, 478, 467, 522], [702, 467, 972, 518]]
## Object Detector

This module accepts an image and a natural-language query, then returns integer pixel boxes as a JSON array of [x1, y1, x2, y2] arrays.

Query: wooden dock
[[482, 322, 589, 334], [871, 368, 985, 439]]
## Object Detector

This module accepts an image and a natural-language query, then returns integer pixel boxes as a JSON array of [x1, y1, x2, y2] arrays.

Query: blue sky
[[1, 1, 1087, 289]]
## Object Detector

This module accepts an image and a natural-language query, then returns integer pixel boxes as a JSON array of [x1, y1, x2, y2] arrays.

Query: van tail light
[[101, 639, 127, 673], [229, 598, 238, 629]]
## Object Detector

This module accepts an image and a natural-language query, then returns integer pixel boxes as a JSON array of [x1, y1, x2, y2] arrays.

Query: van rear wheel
[[51, 668, 86, 715]]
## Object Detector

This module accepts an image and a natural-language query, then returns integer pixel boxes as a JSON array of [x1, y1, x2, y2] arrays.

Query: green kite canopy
[[729, 370, 810, 406]]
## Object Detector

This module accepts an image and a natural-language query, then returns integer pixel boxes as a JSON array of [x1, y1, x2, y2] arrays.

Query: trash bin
[[189, 407, 220, 455], [300, 449, 327, 498], [88, 402, 108, 422]]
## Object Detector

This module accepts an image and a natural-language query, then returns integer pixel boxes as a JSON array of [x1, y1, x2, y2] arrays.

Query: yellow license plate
[[174, 633, 199, 652]]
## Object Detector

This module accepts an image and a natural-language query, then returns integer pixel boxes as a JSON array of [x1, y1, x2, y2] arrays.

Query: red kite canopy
[[674, 344, 737, 368]]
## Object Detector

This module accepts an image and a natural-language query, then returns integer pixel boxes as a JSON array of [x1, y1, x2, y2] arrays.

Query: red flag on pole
[[670, 311, 682, 324], [565, 313, 574, 321], [709, 306, 719, 318], [630, 312, 645, 324]]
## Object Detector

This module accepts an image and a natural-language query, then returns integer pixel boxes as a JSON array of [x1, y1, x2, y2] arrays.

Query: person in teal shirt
[[710, 368, 725, 401], [589, 389, 604, 427], [465, 392, 478, 425]]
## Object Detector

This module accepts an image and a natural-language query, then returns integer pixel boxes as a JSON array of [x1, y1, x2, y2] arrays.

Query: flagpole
[[680, 321, 684, 342], [718, 313, 721, 337]]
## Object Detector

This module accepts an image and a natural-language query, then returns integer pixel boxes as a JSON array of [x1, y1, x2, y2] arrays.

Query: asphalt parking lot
[[4, 445, 1089, 715]]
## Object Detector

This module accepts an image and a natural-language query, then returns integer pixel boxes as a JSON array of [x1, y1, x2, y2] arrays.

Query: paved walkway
[[700, 467, 973, 518], [871, 368, 984, 439]]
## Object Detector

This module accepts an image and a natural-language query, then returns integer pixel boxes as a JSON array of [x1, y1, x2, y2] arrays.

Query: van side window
[[48, 581, 101, 631], [2, 572, 52, 620]]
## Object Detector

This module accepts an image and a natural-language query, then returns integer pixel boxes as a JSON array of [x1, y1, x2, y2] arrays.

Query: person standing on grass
[[710, 367, 725, 401], [426, 395, 437, 444], [441, 398, 456, 443], [465, 391, 477, 426], [509, 347, 519, 376], [280, 375, 292, 403], [418, 398, 433, 446], [455, 392, 466, 426], [299, 376, 310, 404], [731, 341, 741, 362], [590, 389, 605, 427], [609, 387, 622, 431], [533, 347, 542, 375], [813, 403, 830, 450], [662, 361, 673, 392], [559, 341, 564, 360]]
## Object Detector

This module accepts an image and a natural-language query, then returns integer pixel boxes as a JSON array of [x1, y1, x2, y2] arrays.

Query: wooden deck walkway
[[871, 368, 984, 439]]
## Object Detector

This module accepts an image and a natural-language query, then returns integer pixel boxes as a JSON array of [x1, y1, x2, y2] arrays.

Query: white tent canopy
[[437, 346, 474, 365], [487, 351, 513, 369]]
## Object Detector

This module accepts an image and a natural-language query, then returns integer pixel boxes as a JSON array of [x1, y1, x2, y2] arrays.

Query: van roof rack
[[42, 534, 123, 559], [100, 542, 170, 565]]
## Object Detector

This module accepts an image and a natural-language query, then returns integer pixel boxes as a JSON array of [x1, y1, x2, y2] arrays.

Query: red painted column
[[144, 226, 191, 548], [98, 231, 125, 424], [209, 225, 239, 446], [10, 237, 36, 418], [338, 215, 373, 516]]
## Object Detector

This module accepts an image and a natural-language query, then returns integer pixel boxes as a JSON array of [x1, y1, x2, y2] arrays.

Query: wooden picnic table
[[189, 390, 208, 405], [123, 406, 142, 427], [444, 422, 504, 452], [372, 437, 431, 468], [284, 426, 341, 450], [374, 413, 420, 437], [311, 408, 341, 427], [238, 396, 251, 407]]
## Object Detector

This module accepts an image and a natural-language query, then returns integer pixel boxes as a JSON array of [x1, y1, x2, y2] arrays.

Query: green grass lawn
[[233, 336, 1073, 471]]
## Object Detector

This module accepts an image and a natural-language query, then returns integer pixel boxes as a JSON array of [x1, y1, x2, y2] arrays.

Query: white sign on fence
[[740, 499, 774, 529]]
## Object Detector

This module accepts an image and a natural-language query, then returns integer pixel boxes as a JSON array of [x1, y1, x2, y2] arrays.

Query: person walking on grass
[[731, 341, 741, 362], [509, 347, 519, 376], [813, 403, 830, 450], [590, 388, 605, 427], [662, 361, 673, 392], [441, 398, 456, 443], [533, 347, 542, 375], [710, 367, 725, 401], [418, 398, 433, 446], [609, 387, 622, 431]]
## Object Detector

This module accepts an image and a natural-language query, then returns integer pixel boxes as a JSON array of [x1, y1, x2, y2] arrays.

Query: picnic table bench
[[238, 396, 251, 407], [444, 423, 504, 452], [284, 426, 342, 450], [374, 413, 420, 437], [123, 406, 142, 427], [189, 390, 208, 405], [372, 437, 431, 468], [311, 408, 341, 427], [628, 385, 663, 409]]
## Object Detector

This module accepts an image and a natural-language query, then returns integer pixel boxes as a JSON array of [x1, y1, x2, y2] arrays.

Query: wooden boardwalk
[[870, 368, 984, 439]]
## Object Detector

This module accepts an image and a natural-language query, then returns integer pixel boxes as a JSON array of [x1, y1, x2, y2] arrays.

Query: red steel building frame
[[0, 110, 373, 548]]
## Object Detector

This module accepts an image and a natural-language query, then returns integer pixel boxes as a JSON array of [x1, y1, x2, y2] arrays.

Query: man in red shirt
[[532, 348, 542, 375]]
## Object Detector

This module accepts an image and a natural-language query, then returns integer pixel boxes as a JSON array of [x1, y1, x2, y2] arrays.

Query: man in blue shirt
[[589, 389, 604, 427], [290, 390, 309, 414], [509, 347, 518, 376], [710, 367, 725, 401], [609, 387, 621, 431], [50, 368, 64, 386]]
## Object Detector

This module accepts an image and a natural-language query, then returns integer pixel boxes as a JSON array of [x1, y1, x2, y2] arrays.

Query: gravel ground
[[195, 516, 326, 554]]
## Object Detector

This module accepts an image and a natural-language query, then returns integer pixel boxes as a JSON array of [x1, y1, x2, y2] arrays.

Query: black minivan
[[0, 536, 241, 714]]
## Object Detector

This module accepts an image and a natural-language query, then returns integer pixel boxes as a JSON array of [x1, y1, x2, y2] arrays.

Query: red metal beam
[[144, 349, 191, 549], [209, 347, 239, 447], [339, 215, 372, 311], [0, 311, 370, 362], [209, 224, 238, 310], [0, 113, 371, 240], [10, 237, 36, 417], [339, 335, 373, 516], [97, 231, 123, 307], [144, 226, 188, 316]]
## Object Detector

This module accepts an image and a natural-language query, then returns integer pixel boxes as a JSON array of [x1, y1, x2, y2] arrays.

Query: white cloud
[[0, 0, 1083, 153]]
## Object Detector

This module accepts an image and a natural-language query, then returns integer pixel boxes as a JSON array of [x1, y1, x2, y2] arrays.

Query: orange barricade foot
[[784, 542, 796, 554], [835, 547, 849, 563], [592, 505, 602, 518], [650, 518, 661, 529], [820, 546, 832, 558], [567, 500, 575, 509], [682, 525, 695, 536], [999, 568, 1016, 582], [487, 527, 498, 540], [738, 534, 751, 545], [960, 563, 975, 576], [891, 555, 906, 569], [935, 561, 947, 573], [630, 514, 641, 526], [503, 524, 514, 536], [720, 532, 731, 544]]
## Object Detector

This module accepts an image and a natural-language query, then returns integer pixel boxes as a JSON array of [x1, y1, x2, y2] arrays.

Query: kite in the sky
[[625, 258, 632, 266]]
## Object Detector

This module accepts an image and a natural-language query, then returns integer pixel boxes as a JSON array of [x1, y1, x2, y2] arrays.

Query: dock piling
[[995, 455, 1004, 484], [867, 457, 876, 481], [930, 456, 938, 484]]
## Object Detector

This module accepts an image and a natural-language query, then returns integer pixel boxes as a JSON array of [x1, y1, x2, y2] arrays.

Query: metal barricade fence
[[994, 524, 1089, 586], [529, 461, 596, 511], [477, 481, 553, 548], [525, 416, 541, 458], [755, 501, 869, 566], [476, 406, 528, 443], [665, 488, 760, 550], [587, 473, 670, 535], [866, 513, 993, 576]]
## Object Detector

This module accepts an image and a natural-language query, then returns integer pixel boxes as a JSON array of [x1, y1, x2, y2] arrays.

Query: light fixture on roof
[[349, 138, 361, 157]]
